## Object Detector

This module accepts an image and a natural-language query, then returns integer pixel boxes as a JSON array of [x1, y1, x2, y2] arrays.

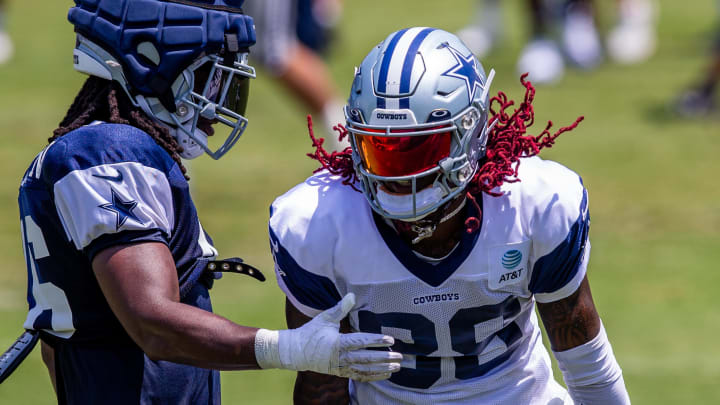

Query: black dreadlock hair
[[51, 76, 189, 179]]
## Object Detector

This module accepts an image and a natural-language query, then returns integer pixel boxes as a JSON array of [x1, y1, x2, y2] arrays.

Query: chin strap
[[396, 198, 467, 244], [410, 224, 436, 245]]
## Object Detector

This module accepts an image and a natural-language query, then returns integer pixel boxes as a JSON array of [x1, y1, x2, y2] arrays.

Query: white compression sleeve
[[553, 322, 631, 405]]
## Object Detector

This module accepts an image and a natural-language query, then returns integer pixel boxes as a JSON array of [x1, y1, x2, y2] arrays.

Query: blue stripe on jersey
[[373, 200, 483, 287], [399, 28, 435, 109], [376, 28, 409, 109], [268, 226, 342, 311], [33, 309, 53, 330], [529, 188, 589, 294]]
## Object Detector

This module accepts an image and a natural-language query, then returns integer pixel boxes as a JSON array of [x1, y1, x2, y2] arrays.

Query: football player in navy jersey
[[269, 28, 631, 404], [17, 1, 401, 403]]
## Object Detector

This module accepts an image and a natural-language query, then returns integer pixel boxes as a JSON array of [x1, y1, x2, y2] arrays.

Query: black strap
[[206, 257, 265, 282], [225, 33, 240, 53], [179, 256, 265, 299]]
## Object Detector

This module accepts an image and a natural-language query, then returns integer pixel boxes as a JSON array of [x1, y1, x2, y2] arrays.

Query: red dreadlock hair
[[307, 74, 584, 233]]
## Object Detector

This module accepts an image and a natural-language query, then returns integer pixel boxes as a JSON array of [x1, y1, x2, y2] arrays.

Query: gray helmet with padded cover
[[68, 0, 257, 159]]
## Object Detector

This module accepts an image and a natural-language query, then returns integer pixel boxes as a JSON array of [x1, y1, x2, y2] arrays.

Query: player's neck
[[391, 195, 467, 259]]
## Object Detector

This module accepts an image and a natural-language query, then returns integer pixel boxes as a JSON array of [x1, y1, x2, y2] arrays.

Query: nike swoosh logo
[[93, 171, 123, 182]]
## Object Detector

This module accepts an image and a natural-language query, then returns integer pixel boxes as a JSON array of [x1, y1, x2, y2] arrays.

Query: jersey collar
[[372, 195, 483, 287]]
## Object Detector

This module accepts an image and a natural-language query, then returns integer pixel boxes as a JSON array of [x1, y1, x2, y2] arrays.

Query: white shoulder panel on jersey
[[54, 161, 175, 250], [271, 171, 367, 272], [510, 156, 586, 249], [270, 171, 370, 316]]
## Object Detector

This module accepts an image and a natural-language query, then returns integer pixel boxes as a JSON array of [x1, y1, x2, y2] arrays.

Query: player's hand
[[255, 293, 403, 382]]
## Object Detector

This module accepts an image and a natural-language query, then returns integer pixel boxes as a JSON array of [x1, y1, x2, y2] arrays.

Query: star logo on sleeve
[[99, 188, 144, 230], [441, 45, 485, 104]]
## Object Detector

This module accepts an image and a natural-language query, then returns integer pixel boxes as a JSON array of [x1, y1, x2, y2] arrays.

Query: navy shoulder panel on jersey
[[84, 229, 168, 261], [268, 225, 341, 311], [528, 188, 589, 294], [41, 123, 176, 185]]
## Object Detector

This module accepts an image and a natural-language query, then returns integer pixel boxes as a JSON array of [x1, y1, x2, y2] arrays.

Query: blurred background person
[[606, 0, 659, 65], [458, 0, 658, 84], [0, 0, 12, 65], [456, 0, 502, 58], [244, 0, 349, 151], [515, 0, 601, 84], [674, 12, 720, 116]]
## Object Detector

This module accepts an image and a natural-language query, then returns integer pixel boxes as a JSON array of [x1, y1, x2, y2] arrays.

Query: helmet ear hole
[[157, 89, 178, 114], [137, 42, 161, 66], [428, 109, 451, 123], [348, 108, 364, 123]]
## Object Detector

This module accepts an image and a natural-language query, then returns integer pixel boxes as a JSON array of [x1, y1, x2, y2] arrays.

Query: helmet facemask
[[346, 102, 490, 222], [136, 52, 256, 160]]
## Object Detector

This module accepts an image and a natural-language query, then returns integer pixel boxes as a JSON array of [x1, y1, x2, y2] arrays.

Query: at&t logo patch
[[488, 241, 531, 290], [502, 250, 523, 269]]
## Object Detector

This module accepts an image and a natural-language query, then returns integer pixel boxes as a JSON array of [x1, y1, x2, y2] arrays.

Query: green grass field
[[1, 0, 719, 403]]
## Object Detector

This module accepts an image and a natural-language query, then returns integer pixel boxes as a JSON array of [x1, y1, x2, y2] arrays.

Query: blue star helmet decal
[[99, 188, 145, 230], [442, 45, 485, 105]]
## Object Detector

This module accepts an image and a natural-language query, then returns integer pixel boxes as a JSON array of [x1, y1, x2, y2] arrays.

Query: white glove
[[255, 293, 402, 382]]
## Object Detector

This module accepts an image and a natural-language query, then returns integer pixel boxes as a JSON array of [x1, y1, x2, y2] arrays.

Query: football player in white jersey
[[269, 27, 631, 404]]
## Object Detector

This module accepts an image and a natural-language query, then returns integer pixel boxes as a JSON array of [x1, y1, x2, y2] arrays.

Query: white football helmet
[[345, 27, 494, 221]]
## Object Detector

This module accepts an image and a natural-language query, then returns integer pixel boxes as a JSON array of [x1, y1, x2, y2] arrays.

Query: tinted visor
[[194, 63, 251, 116], [225, 74, 250, 116], [353, 126, 452, 177]]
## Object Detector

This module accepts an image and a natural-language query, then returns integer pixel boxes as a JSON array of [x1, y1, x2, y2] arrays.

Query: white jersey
[[269, 156, 589, 405]]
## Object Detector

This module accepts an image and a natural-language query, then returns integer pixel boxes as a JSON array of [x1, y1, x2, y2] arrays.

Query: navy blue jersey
[[18, 123, 220, 403]]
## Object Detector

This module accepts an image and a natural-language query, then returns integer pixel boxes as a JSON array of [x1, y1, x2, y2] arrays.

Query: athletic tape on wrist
[[254, 328, 281, 369]]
